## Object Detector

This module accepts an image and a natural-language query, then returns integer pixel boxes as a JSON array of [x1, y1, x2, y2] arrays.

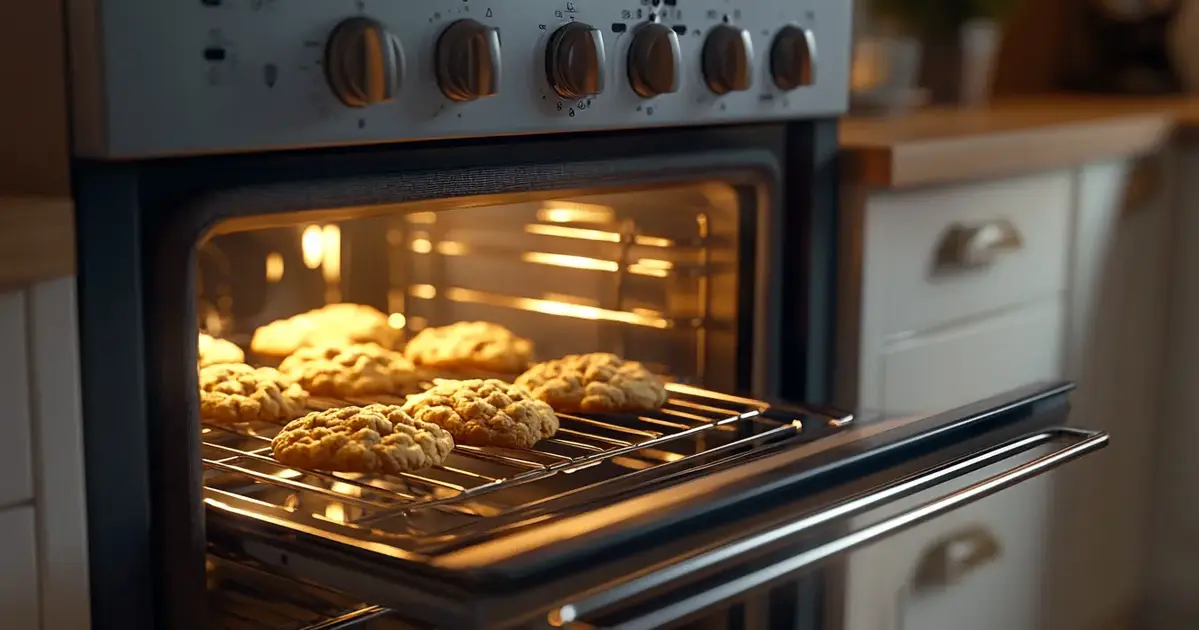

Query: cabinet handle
[[911, 524, 1002, 591], [935, 219, 1024, 270]]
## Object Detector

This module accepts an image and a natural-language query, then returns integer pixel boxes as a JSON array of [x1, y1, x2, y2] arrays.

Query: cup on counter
[[850, 36, 924, 115]]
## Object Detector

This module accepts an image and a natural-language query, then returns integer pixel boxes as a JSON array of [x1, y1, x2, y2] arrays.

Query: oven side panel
[[73, 165, 160, 630]]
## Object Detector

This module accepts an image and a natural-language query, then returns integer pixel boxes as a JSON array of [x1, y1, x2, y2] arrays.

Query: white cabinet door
[[880, 300, 1065, 413], [845, 300, 1064, 630], [0, 506, 40, 629]]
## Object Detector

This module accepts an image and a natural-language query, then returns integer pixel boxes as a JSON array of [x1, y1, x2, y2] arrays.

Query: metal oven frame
[[72, 120, 844, 630]]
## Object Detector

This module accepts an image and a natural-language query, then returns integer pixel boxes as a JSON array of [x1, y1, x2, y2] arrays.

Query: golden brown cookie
[[401, 379, 558, 449], [403, 321, 533, 374], [250, 303, 400, 357], [198, 333, 245, 367], [271, 405, 454, 474], [199, 363, 309, 425], [515, 353, 668, 413], [278, 343, 422, 398]]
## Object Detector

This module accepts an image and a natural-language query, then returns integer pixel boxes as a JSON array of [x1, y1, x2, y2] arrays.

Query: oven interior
[[197, 181, 829, 628]]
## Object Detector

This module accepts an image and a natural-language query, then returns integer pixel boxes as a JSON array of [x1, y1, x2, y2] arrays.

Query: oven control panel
[[69, 0, 851, 158]]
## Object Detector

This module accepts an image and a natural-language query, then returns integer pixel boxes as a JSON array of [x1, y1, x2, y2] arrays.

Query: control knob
[[628, 22, 681, 98], [325, 17, 405, 107], [436, 19, 502, 102], [546, 22, 606, 99], [702, 24, 754, 95], [771, 25, 816, 90]]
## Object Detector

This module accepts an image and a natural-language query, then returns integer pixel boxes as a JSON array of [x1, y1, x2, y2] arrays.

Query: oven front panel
[[75, 124, 820, 630], [67, 0, 851, 157]]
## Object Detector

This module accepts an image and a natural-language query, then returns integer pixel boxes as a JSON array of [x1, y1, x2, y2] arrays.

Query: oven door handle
[[553, 426, 1107, 630]]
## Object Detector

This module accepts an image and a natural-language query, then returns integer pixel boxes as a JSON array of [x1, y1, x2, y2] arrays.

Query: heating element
[[202, 384, 851, 553]]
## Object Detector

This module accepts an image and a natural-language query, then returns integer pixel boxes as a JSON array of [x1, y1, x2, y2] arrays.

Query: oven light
[[525, 224, 620, 242], [407, 211, 437, 224], [628, 258, 672, 278], [436, 241, 468, 256], [521, 251, 619, 272], [411, 238, 433, 254], [627, 265, 668, 278], [524, 223, 675, 248], [442, 286, 670, 329], [265, 251, 285, 283], [635, 258, 673, 270], [409, 284, 437, 299], [634, 235, 675, 248], [301, 225, 324, 269], [321, 224, 341, 283], [536, 202, 614, 224], [388, 313, 407, 329], [330, 481, 361, 497], [324, 503, 346, 523]]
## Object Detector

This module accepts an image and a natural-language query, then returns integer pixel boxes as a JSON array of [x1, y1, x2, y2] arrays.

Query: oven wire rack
[[201, 384, 819, 538]]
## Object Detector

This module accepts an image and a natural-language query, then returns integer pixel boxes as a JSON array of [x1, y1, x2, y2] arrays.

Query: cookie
[[403, 321, 533, 374], [401, 378, 558, 449], [515, 352, 668, 413], [278, 343, 422, 398], [250, 303, 400, 357], [200, 363, 310, 425], [198, 333, 245, 367], [272, 405, 453, 474]]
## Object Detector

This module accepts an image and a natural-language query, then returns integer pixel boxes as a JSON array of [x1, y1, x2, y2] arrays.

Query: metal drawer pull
[[911, 523, 1002, 591], [554, 427, 1106, 630], [935, 218, 1024, 270]]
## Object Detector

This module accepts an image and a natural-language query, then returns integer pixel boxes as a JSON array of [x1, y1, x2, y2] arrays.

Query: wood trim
[[0, 198, 75, 289], [840, 97, 1199, 189]]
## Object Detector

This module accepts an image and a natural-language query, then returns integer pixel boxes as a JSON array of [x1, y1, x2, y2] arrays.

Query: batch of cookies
[[197, 303, 669, 475]]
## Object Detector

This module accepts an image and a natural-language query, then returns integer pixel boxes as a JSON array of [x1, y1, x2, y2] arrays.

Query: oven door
[[207, 380, 1101, 630]]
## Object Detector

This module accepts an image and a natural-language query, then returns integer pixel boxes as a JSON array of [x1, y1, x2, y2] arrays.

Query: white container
[[960, 19, 1001, 107]]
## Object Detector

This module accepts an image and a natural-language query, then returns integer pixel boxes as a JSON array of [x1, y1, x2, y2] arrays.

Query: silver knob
[[546, 22, 606, 99], [324, 17, 405, 108], [771, 25, 816, 90], [436, 19, 502, 102], [628, 22, 681, 98], [702, 25, 754, 95]]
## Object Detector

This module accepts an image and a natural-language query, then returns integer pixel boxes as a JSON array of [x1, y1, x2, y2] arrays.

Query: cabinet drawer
[[866, 172, 1071, 337], [0, 506, 40, 629], [0, 289, 33, 508], [880, 299, 1064, 413], [842, 450, 1053, 630]]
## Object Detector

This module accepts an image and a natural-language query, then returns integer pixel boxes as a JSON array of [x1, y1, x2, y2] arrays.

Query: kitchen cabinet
[[843, 157, 1166, 630], [1148, 146, 1199, 629], [0, 506, 40, 630], [0, 277, 91, 630]]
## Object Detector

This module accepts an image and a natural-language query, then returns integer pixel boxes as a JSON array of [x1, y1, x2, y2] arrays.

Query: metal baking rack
[[200, 384, 823, 541]]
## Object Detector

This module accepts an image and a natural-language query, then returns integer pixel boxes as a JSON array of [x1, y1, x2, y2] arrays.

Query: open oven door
[[207, 379, 1104, 630]]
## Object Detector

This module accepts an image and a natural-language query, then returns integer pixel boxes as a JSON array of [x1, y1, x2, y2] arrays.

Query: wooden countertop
[[841, 96, 1199, 189], [0, 197, 75, 289]]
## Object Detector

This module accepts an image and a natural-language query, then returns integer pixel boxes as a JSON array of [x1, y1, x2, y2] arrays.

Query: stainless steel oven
[[65, 1, 1106, 629]]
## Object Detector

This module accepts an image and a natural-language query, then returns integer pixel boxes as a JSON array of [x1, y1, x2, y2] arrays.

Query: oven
[[64, 1, 1106, 629]]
